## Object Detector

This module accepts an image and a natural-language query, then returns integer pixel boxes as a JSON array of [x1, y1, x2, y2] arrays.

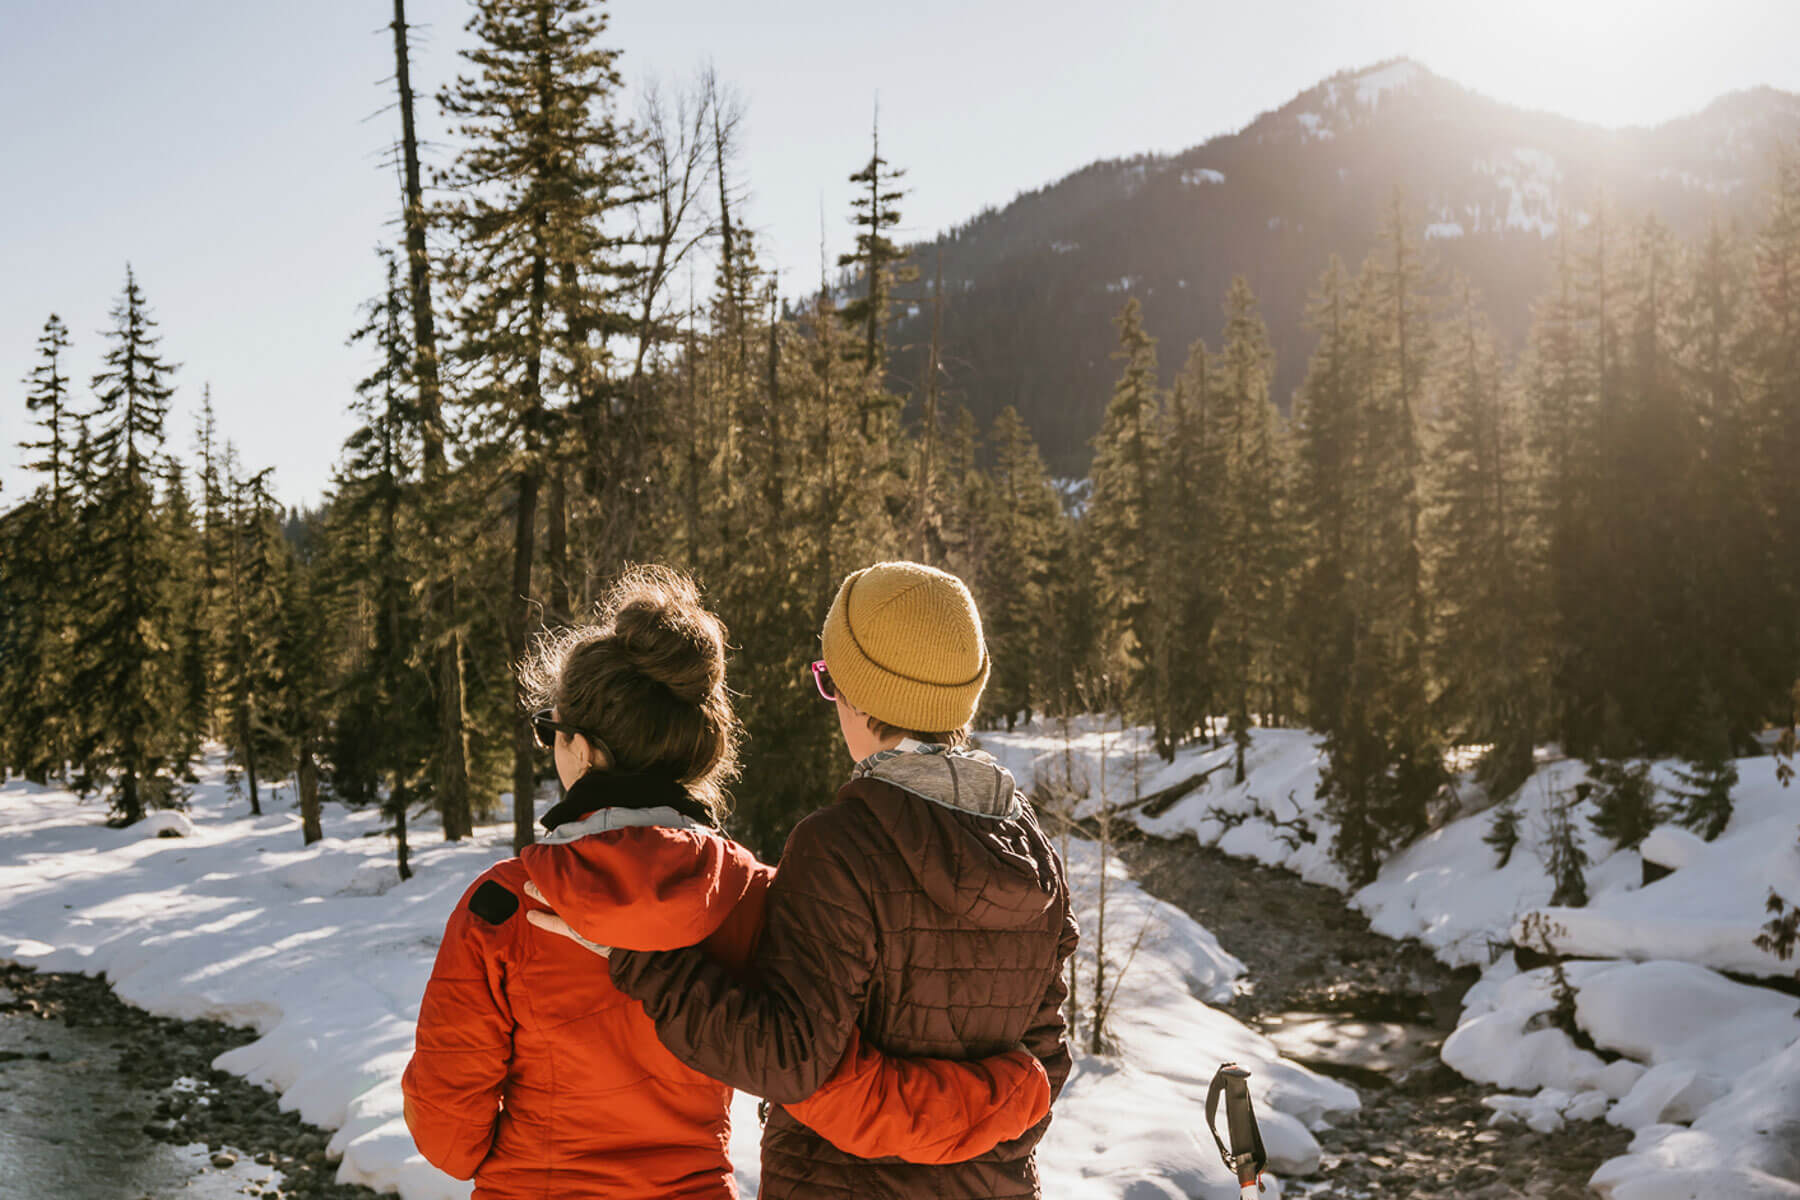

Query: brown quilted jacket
[[609, 747, 1077, 1200]]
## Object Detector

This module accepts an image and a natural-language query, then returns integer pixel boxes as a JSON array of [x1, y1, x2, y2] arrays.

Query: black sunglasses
[[531, 708, 614, 763]]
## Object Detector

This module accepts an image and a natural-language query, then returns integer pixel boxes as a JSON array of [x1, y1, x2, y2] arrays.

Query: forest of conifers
[[2, 0, 1797, 885]]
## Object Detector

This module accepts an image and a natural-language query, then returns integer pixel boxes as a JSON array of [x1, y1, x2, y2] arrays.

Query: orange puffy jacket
[[402, 773, 1050, 1199]]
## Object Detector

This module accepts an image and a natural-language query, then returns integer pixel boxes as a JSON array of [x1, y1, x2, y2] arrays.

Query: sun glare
[[1422, 0, 1742, 127]]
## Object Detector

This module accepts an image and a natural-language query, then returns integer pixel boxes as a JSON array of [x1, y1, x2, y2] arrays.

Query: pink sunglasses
[[809, 660, 839, 703]]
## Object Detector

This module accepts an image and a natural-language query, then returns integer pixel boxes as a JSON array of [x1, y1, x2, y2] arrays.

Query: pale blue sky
[[3, 0, 1795, 505]]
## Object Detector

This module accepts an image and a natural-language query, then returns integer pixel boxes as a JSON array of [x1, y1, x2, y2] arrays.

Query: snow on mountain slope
[[1351, 59, 1424, 109], [0, 749, 1357, 1200]]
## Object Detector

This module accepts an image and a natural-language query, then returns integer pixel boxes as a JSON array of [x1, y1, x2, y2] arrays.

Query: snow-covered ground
[[0, 749, 1357, 1199], [983, 719, 1800, 1200], [1044, 838, 1357, 1198]]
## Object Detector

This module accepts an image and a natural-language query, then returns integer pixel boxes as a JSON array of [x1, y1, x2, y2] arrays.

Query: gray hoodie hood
[[856, 744, 1024, 819], [847, 745, 1057, 929]]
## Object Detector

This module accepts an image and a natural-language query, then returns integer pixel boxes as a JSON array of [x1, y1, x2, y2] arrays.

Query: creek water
[[1258, 1009, 1447, 1089], [0, 990, 280, 1200]]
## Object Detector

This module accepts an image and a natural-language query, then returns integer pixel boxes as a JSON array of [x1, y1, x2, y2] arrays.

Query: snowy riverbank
[[0, 750, 1356, 1199], [982, 720, 1800, 1199]]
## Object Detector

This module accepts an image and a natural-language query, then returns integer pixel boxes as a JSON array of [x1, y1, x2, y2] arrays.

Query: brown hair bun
[[610, 581, 726, 705], [520, 564, 739, 821]]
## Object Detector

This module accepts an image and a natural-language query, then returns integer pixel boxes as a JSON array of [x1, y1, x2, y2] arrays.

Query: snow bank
[[1039, 839, 1357, 1200], [1448, 955, 1800, 1197], [2, 752, 1359, 1200], [983, 720, 1800, 1197], [982, 721, 1346, 890], [0, 756, 525, 1198], [986, 721, 1797, 978], [1526, 772, 1800, 977]]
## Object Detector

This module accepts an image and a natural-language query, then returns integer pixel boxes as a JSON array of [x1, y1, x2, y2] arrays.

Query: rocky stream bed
[[1117, 833, 1634, 1199], [0, 962, 382, 1200]]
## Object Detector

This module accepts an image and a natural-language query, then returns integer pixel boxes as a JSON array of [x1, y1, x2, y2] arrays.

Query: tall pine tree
[[439, 0, 638, 850], [72, 268, 189, 822], [1087, 298, 1164, 739]]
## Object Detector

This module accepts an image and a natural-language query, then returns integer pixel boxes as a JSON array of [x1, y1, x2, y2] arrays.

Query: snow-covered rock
[[140, 809, 196, 838]]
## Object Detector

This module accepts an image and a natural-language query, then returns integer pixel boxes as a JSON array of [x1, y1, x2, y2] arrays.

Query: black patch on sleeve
[[468, 880, 519, 926]]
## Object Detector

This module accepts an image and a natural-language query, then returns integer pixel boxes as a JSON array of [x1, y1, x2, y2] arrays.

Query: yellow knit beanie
[[820, 562, 989, 732]]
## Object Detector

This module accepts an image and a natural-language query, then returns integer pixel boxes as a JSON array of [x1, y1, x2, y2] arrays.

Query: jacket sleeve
[[1023, 891, 1079, 1103], [608, 809, 875, 1104], [783, 1026, 1053, 1164], [401, 875, 517, 1180]]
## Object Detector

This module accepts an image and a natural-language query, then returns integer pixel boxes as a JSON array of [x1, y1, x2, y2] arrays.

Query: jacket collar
[[851, 737, 944, 780], [852, 741, 1023, 820], [539, 767, 716, 835]]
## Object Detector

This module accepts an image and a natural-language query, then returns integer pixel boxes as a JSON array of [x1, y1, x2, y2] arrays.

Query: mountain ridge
[[883, 59, 1800, 475]]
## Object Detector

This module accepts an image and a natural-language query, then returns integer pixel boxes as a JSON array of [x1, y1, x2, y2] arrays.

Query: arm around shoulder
[[785, 1027, 1053, 1164], [609, 807, 877, 1104]]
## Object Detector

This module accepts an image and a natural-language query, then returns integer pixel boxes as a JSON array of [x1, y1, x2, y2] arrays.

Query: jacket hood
[[518, 774, 764, 953], [850, 748, 1060, 931]]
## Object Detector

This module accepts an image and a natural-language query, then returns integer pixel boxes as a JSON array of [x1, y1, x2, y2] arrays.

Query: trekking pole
[[1205, 1062, 1267, 1198]]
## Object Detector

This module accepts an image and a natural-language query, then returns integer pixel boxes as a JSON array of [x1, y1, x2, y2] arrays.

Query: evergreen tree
[[836, 108, 917, 379], [1208, 277, 1284, 782], [1681, 222, 1775, 744], [71, 268, 190, 821], [1292, 257, 1361, 737], [1525, 215, 1603, 756], [6, 316, 77, 780], [188, 390, 228, 749], [275, 529, 329, 845], [978, 407, 1061, 729], [1557, 200, 1630, 752], [934, 406, 987, 584], [722, 293, 903, 853], [1542, 788, 1591, 907], [1319, 202, 1445, 884], [162, 461, 207, 777], [1673, 685, 1737, 841], [1752, 151, 1800, 751], [22, 315, 74, 509], [1427, 280, 1541, 797], [1584, 759, 1662, 850], [1087, 299, 1164, 739], [1046, 514, 1102, 709], [220, 464, 288, 815], [1155, 337, 1222, 748], [1484, 797, 1522, 868], [1609, 216, 1701, 748], [325, 254, 432, 876], [439, 0, 640, 851], [1361, 192, 1437, 790], [391, 0, 475, 842]]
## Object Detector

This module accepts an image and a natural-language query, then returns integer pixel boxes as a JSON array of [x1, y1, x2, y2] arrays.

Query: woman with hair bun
[[401, 565, 1049, 1199]]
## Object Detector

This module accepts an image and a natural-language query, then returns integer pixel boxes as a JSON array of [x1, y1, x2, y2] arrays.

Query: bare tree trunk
[[509, 468, 541, 853], [243, 714, 261, 817], [915, 253, 944, 561], [298, 737, 322, 845], [764, 283, 784, 520], [391, 782, 413, 882], [547, 464, 570, 624], [391, 0, 472, 841]]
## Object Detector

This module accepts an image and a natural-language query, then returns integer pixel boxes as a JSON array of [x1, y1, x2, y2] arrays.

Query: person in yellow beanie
[[602, 560, 1079, 1200], [817, 560, 990, 754]]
